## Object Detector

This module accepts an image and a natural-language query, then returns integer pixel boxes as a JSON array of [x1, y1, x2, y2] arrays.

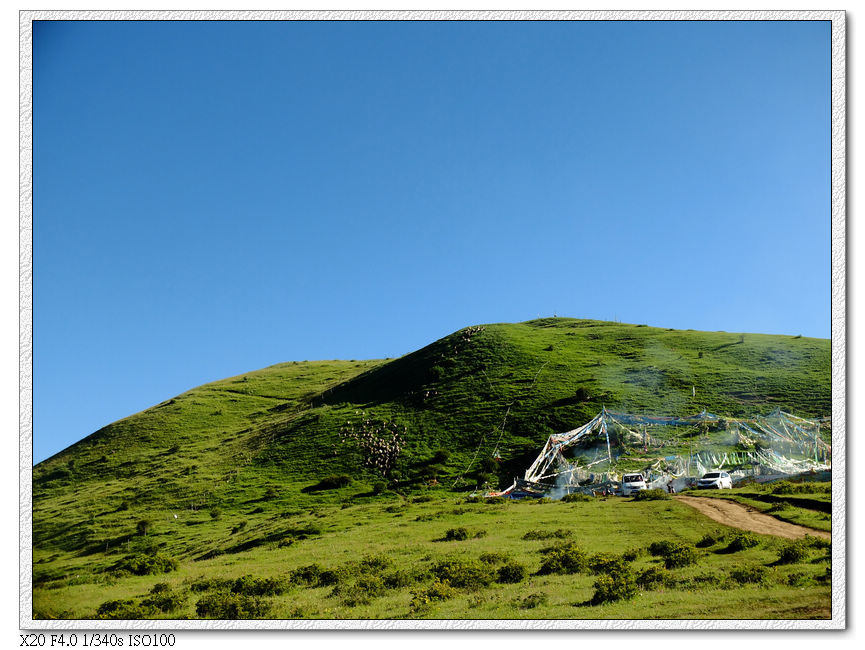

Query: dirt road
[[674, 495, 831, 540]]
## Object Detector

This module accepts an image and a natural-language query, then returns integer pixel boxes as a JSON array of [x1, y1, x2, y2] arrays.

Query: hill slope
[[32, 318, 830, 565]]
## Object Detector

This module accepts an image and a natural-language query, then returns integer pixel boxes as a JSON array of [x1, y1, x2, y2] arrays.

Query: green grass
[[31, 318, 831, 619], [32, 495, 831, 620]]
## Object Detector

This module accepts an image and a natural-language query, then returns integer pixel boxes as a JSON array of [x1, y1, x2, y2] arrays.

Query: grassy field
[[33, 490, 831, 620], [31, 318, 832, 621]]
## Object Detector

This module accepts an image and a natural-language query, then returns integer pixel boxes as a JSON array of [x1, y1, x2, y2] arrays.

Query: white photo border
[[19, 8, 847, 631]]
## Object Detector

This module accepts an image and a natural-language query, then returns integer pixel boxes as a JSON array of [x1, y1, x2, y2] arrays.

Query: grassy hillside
[[31, 318, 831, 620]]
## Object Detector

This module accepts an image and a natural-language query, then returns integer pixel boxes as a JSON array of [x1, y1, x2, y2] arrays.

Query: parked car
[[620, 473, 648, 496], [697, 471, 733, 489]]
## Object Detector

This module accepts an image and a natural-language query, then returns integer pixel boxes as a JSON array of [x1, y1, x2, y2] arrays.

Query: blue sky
[[33, 19, 830, 463]]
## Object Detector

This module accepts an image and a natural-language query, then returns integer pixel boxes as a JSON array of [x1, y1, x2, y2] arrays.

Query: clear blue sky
[[33, 20, 831, 463]]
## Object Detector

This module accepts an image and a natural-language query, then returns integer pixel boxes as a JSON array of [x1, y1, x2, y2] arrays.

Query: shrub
[[262, 487, 279, 501], [496, 562, 528, 584], [94, 599, 152, 620], [358, 554, 392, 573], [117, 501, 130, 512], [117, 553, 178, 576], [637, 566, 672, 590], [591, 568, 638, 605], [664, 544, 700, 570], [231, 575, 290, 596], [430, 449, 451, 464], [209, 508, 222, 520], [802, 535, 831, 551], [786, 572, 815, 587], [696, 531, 725, 548], [723, 532, 760, 553], [383, 570, 414, 589], [141, 590, 185, 613], [195, 592, 271, 619], [431, 558, 495, 590], [536, 542, 588, 575], [149, 582, 171, 594], [729, 565, 770, 585], [304, 474, 352, 492], [522, 528, 571, 541], [372, 482, 387, 495], [135, 520, 152, 536], [444, 527, 469, 541], [632, 489, 670, 501], [291, 564, 324, 587], [478, 552, 510, 565], [561, 492, 592, 502], [231, 521, 248, 535], [622, 548, 642, 562], [410, 495, 434, 504], [648, 540, 676, 557], [410, 579, 455, 611], [775, 539, 811, 565], [517, 592, 549, 609], [588, 553, 631, 575]]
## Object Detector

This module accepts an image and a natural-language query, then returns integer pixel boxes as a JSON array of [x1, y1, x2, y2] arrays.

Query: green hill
[[31, 318, 831, 613]]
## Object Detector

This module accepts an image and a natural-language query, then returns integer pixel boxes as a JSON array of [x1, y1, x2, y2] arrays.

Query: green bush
[[696, 531, 726, 548], [478, 552, 510, 565], [358, 554, 392, 572], [383, 570, 414, 589], [637, 566, 672, 590], [723, 532, 761, 553], [372, 481, 387, 495], [496, 562, 528, 584], [94, 599, 152, 620], [775, 539, 811, 565], [647, 540, 676, 557], [430, 449, 451, 464], [622, 548, 642, 562], [561, 492, 593, 502], [141, 590, 185, 613], [195, 591, 271, 619], [209, 508, 222, 520], [729, 564, 770, 585], [588, 553, 631, 575], [431, 558, 495, 590], [591, 568, 639, 605], [786, 572, 815, 587], [632, 489, 670, 501], [231, 575, 290, 597], [117, 553, 178, 576], [444, 527, 469, 541], [135, 520, 152, 536], [291, 563, 325, 587], [664, 544, 700, 570], [410, 579, 455, 612], [536, 542, 588, 575], [522, 528, 571, 541]]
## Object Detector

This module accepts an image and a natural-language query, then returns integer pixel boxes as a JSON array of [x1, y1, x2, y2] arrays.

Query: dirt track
[[674, 495, 831, 540]]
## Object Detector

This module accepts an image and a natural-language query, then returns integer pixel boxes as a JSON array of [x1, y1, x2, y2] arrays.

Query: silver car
[[697, 471, 733, 489]]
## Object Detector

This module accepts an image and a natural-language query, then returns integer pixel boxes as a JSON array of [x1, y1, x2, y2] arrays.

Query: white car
[[620, 473, 648, 496], [697, 471, 733, 489]]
